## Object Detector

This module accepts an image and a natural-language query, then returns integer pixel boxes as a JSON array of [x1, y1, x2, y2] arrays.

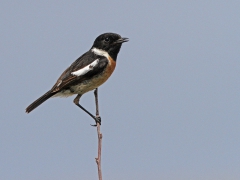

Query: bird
[[25, 32, 128, 125]]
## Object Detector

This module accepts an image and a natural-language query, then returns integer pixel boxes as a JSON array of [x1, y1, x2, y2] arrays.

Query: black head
[[92, 33, 128, 60]]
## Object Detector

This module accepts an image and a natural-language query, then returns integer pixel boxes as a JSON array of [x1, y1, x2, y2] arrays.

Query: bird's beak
[[115, 37, 129, 44]]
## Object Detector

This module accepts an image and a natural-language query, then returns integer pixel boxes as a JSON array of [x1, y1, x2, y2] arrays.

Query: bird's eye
[[104, 37, 110, 42]]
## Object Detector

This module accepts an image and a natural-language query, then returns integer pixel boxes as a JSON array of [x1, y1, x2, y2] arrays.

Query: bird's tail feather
[[26, 90, 57, 113]]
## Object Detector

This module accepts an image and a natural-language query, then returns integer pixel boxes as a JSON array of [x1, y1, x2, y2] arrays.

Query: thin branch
[[94, 88, 102, 180]]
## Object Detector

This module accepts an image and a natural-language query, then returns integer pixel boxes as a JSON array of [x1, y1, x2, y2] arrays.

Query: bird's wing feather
[[51, 51, 109, 92]]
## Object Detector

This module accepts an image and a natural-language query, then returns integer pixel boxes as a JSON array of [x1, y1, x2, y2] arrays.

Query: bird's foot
[[91, 116, 101, 126]]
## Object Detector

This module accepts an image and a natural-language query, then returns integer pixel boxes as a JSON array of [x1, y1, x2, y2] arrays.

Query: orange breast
[[69, 56, 116, 95], [103, 56, 116, 80], [91, 56, 116, 88]]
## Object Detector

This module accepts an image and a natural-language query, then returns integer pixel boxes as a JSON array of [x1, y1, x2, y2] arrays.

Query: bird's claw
[[91, 116, 101, 126]]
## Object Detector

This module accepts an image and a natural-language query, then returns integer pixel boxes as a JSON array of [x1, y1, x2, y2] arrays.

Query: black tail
[[26, 90, 57, 113]]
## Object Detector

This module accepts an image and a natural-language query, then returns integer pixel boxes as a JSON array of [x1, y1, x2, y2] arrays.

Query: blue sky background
[[1, 1, 240, 180]]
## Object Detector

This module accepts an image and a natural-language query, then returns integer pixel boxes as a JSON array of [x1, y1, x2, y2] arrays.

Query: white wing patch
[[71, 59, 99, 76], [56, 80, 62, 87]]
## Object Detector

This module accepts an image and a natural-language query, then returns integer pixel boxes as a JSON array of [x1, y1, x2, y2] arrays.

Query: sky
[[1, 1, 240, 180]]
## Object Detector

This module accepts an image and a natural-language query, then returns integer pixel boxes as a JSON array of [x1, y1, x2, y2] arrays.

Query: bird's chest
[[70, 59, 116, 95], [54, 56, 116, 98], [71, 70, 111, 94]]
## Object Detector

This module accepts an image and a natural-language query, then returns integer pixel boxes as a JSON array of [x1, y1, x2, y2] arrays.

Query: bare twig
[[94, 88, 102, 180]]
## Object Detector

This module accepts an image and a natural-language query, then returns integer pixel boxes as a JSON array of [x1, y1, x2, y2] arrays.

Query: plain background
[[1, 1, 240, 180]]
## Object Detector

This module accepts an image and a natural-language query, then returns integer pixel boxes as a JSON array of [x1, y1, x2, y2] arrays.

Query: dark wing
[[51, 51, 108, 92]]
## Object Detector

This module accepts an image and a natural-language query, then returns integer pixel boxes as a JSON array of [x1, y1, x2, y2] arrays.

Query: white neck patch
[[91, 48, 109, 58]]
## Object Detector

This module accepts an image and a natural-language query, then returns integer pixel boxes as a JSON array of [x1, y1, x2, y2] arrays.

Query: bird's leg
[[73, 94, 101, 125], [94, 88, 101, 126]]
